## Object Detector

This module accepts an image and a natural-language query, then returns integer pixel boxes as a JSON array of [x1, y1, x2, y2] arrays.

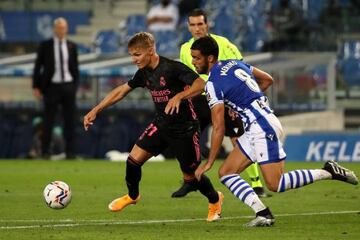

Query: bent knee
[[218, 167, 235, 179], [266, 181, 280, 192]]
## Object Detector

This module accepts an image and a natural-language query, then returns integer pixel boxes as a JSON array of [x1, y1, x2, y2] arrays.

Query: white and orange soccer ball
[[43, 181, 72, 209]]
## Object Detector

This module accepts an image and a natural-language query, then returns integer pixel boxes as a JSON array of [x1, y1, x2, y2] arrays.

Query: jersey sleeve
[[218, 38, 243, 60], [179, 44, 188, 64], [173, 61, 199, 85], [226, 42, 243, 60], [205, 81, 223, 109], [127, 70, 145, 89], [180, 42, 196, 71], [242, 61, 254, 73]]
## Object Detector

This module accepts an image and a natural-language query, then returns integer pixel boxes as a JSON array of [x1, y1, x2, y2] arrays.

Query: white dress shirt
[[52, 37, 73, 83], [147, 3, 179, 31]]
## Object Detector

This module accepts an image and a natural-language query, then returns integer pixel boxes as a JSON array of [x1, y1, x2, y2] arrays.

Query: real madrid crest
[[159, 76, 166, 87]]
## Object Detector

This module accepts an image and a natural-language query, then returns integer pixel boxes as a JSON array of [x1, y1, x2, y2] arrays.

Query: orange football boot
[[108, 194, 140, 212]]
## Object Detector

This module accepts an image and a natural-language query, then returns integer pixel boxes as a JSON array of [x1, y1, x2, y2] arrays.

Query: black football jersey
[[128, 56, 200, 127]]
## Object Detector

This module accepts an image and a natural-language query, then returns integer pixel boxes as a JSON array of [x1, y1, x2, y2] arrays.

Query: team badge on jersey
[[159, 76, 166, 86]]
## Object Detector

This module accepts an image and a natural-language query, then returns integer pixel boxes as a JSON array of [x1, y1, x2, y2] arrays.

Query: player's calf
[[277, 160, 358, 192], [277, 168, 331, 192], [265, 180, 281, 193], [220, 174, 272, 223]]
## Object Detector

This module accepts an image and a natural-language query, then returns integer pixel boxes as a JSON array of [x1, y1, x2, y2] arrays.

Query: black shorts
[[192, 95, 244, 138], [136, 121, 201, 174]]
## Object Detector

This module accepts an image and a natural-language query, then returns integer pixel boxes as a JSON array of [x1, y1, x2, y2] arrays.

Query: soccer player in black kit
[[83, 32, 223, 221]]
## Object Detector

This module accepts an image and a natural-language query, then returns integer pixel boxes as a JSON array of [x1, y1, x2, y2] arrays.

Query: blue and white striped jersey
[[205, 59, 273, 130]]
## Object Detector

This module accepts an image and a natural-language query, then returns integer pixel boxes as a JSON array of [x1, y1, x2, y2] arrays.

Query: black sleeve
[[72, 42, 79, 81], [32, 41, 45, 89], [127, 70, 146, 89], [173, 60, 199, 85]]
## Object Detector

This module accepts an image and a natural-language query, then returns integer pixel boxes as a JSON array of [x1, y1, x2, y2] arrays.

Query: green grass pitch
[[0, 160, 359, 240]]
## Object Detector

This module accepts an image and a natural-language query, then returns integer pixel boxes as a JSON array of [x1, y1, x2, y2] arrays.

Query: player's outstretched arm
[[195, 103, 225, 180], [83, 83, 133, 130], [253, 67, 274, 92], [165, 77, 205, 115]]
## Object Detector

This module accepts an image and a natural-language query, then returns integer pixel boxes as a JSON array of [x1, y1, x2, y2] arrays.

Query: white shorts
[[236, 113, 286, 165]]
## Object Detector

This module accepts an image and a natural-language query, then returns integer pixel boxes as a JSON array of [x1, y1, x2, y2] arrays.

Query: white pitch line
[[0, 210, 359, 230]]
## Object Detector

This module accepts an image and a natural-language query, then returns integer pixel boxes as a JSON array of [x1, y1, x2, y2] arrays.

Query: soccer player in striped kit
[[187, 36, 358, 227], [172, 8, 268, 198]]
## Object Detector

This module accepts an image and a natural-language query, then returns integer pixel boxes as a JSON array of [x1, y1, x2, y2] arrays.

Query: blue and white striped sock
[[277, 169, 331, 192], [220, 174, 266, 213]]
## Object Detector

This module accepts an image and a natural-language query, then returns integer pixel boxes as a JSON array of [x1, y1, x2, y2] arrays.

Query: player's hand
[[83, 110, 97, 131], [165, 94, 182, 115], [195, 162, 212, 181]]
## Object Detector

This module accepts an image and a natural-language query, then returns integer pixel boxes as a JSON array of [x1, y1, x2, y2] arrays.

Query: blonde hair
[[128, 32, 155, 49]]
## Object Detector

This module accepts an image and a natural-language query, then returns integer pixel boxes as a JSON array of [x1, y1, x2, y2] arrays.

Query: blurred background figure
[[264, 0, 304, 51], [27, 117, 65, 160], [32, 17, 79, 159], [147, 0, 179, 32], [178, 0, 201, 21]]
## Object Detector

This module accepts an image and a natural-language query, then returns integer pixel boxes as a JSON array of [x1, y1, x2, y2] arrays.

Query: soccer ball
[[43, 181, 72, 209]]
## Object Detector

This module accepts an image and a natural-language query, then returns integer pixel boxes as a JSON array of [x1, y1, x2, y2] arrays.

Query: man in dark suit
[[32, 17, 79, 159]]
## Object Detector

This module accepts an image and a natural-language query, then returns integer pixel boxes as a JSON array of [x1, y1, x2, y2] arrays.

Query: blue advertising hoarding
[[284, 133, 360, 162], [0, 11, 89, 42]]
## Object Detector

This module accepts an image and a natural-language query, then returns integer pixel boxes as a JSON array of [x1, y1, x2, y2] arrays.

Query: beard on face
[[197, 58, 209, 74]]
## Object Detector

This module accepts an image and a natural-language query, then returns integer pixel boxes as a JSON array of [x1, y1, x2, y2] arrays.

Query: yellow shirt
[[179, 33, 243, 81]]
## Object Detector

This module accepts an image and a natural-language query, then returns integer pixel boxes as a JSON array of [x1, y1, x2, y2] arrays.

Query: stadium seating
[[61, 0, 93, 11], [241, 14, 268, 52], [340, 59, 360, 88], [212, 7, 237, 41], [1, 0, 360, 159], [0, 11, 90, 42], [302, 0, 327, 21], [338, 40, 360, 88], [153, 30, 179, 56], [126, 14, 147, 37], [339, 40, 360, 60], [94, 30, 121, 54], [77, 43, 92, 54]]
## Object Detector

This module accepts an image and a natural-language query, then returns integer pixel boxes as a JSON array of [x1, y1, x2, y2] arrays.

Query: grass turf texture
[[0, 160, 359, 240]]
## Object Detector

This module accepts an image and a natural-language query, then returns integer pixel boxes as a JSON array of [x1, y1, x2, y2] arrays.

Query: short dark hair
[[188, 8, 208, 23], [191, 36, 219, 60]]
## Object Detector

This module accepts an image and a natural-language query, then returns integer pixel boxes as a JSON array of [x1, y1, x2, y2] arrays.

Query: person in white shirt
[[32, 17, 79, 159], [147, 0, 179, 32]]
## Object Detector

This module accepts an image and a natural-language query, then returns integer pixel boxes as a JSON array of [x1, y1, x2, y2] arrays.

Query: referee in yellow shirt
[[172, 8, 268, 198]]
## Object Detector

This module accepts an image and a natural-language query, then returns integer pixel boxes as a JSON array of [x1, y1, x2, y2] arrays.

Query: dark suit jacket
[[32, 38, 79, 92]]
